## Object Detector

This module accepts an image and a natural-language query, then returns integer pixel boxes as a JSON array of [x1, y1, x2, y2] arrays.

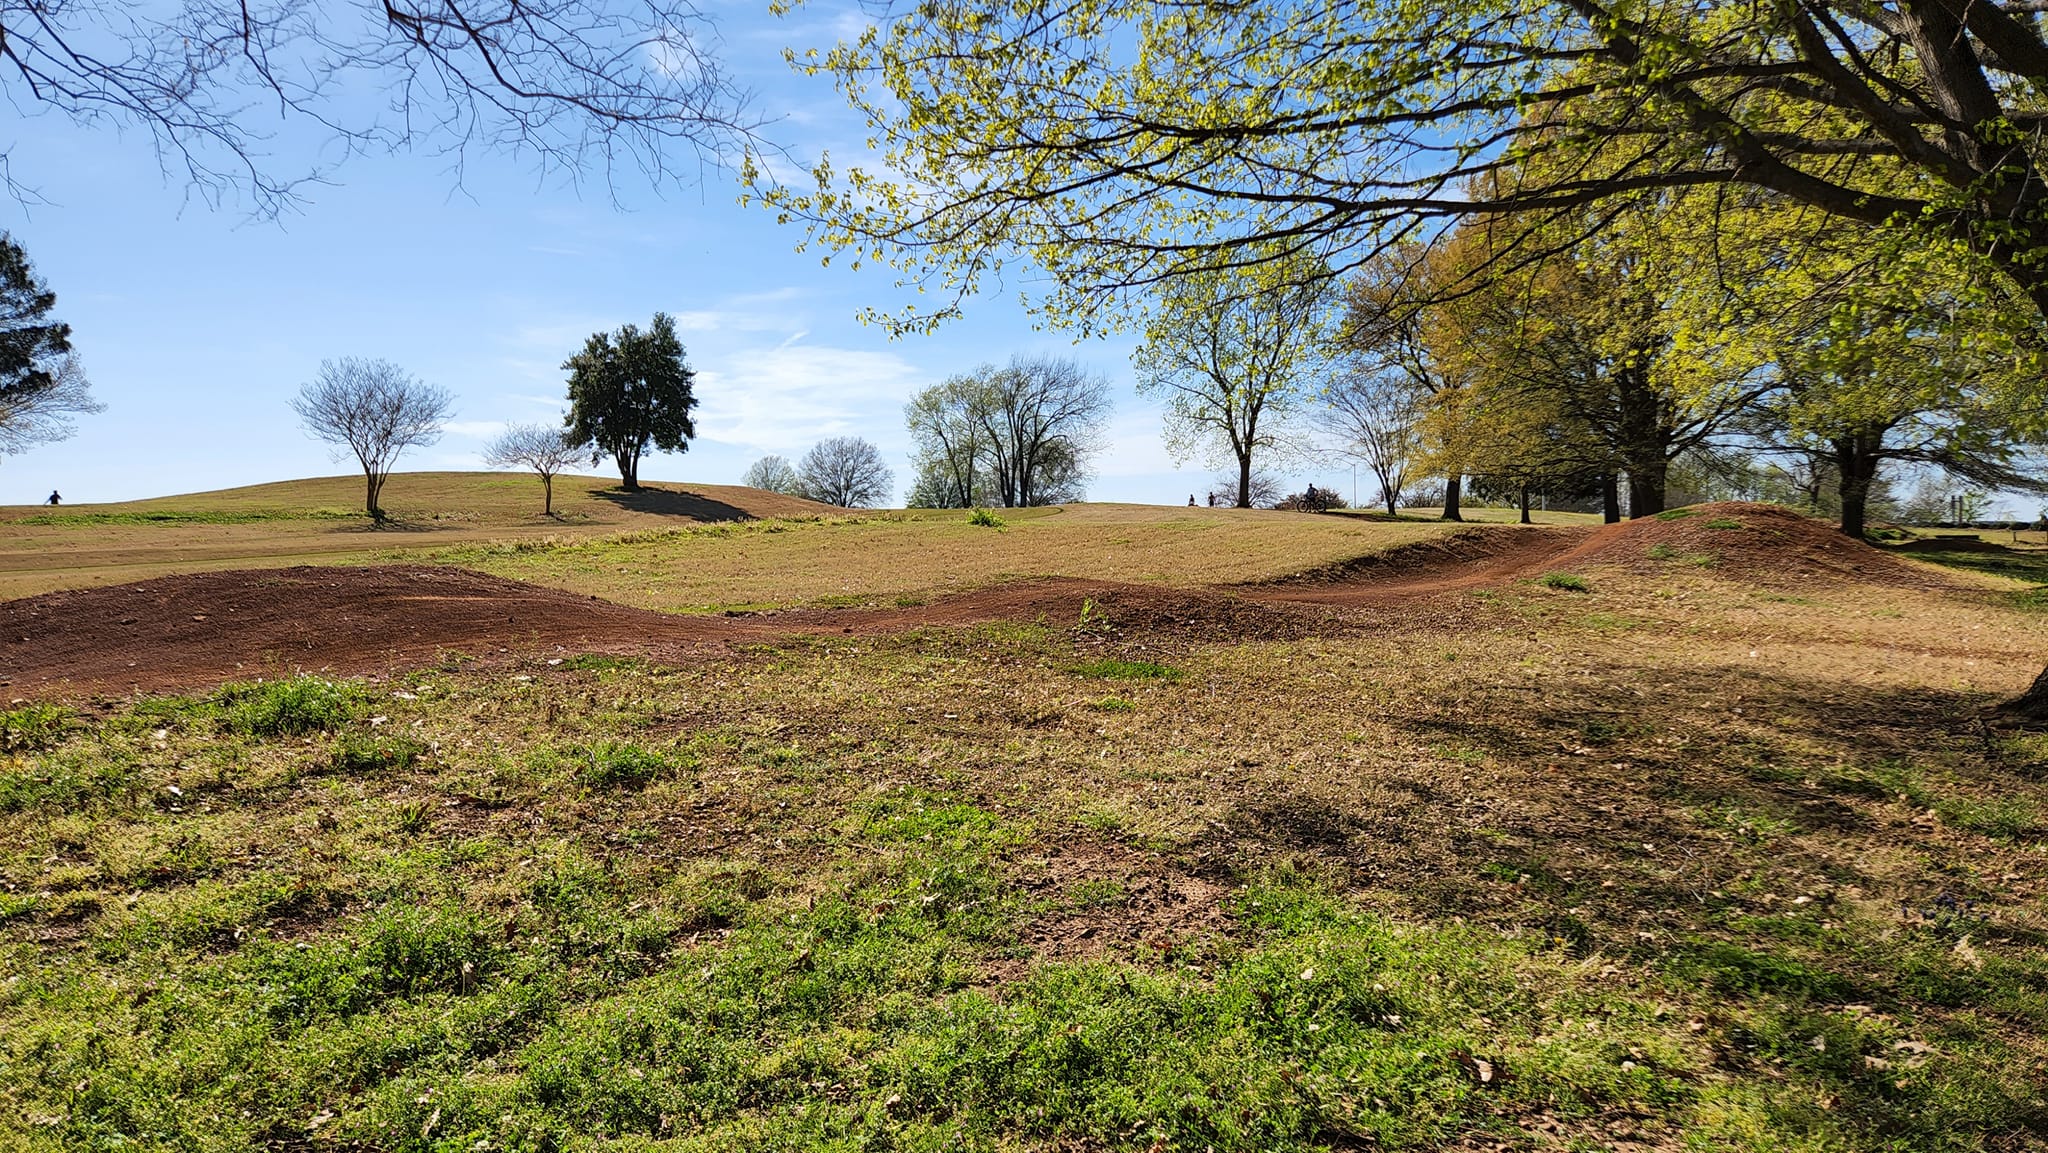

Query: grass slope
[[2, 531, 2047, 1149], [0, 473, 842, 600]]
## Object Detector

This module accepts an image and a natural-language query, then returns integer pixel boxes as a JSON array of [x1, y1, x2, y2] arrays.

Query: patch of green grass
[[216, 676, 366, 737], [0, 702, 72, 751], [331, 732, 428, 774], [1089, 696, 1136, 713], [16, 508, 358, 526], [967, 507, 1005, 528], [1538, 571, 1591, 592], [554, 740, 682, 789], [1073, 658, 1183, 681], [1902, 547, 2048, 584], [1933, 796, 2043, 840], [556, 653, 649, 673], [1655, 507, 1697, 521], [1705, 517, 1745, 530]]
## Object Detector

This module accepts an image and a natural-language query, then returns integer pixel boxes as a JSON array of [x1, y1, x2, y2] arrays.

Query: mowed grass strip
[[3, 549, 2047, 1151]]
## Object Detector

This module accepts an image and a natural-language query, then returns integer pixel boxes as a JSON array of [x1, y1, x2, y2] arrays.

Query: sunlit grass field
[[3, 485, 2047, 1150]]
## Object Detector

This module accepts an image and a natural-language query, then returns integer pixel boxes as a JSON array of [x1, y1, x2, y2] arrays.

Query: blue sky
[[0, 1, 1338, 507]]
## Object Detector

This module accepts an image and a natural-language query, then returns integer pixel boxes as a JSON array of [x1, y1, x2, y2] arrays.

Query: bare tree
[[0, 1, 759, 218], [741, 454, 803, 496], [798, 437, 894, 508], [971, 356, 1112, 507], [0, 354, 100, 458], [485, 422, 586, 516], [1324, 371, 1418, 517], [292, 358, 453, 521]]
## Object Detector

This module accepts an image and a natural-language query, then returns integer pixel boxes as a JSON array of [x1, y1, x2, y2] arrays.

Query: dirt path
[[0, 506, 1935, 698]]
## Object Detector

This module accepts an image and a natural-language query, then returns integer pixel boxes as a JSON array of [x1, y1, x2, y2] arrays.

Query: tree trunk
[[1626, 462, 1667, 518], [1990, 665, 2048, 728], [1384, 488, 1398, 517], [1518, 483, 1532, 525], [1236, 452, 1253, 508], [1441, 475, 1463, 522], [1831, 430, 1883, 539], [1601, 474, 1621, 524], [366, 471, 385, 522], [618, 447, 640, 491], [542, 474, 554, 517]]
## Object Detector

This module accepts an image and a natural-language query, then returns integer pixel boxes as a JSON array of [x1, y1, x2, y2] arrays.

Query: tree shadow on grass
[[592, 485, 753, 523]]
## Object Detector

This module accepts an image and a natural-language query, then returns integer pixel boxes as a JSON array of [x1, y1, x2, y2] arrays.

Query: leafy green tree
[[1133, 262, 1328, 508], [761, 0, 2048, 329], [564, 313, 698, 492], [0, 233, 99, 458]]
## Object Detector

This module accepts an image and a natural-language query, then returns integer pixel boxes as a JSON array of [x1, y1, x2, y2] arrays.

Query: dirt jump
[[1, 503, 1941, 697]]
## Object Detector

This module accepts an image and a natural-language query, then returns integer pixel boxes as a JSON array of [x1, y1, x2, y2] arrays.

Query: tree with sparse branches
[[1134, 261, 1328, 508], [1323, 372, 1418, 518], [485, 423, 587, 516], [798, 437, 894, 508], [564, 313, 698, 492], [0, 233, 99, 458], [0, 1, 758, 219], [291, 358, 452, 521], [741, 454, 804, 496]]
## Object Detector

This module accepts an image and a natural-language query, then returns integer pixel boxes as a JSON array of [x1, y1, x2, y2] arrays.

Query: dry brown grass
[[0, 472, 840, 599], [434, 502, 1461, 612]]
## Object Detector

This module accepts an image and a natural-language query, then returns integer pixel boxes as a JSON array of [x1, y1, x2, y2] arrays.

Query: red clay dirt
[[2, 503, 1950, 697]]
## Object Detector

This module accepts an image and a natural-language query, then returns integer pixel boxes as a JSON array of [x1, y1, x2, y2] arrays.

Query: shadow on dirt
[[592, 485, 754, 522]]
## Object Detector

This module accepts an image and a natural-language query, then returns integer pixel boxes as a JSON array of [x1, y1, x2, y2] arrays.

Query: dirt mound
[[0, 566, 769, 695], [1251, 526, 1591, 603], [1557, 501, 1940, 587], [3, 567, 1338, 697]]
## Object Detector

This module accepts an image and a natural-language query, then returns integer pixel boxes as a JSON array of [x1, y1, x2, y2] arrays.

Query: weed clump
[[331, 732, 427, 774], [0, 702, 71, 751], [1538, 572, 1591, 592], [217, 677, 365, 737], [572, 741, 676, 789], [967, 507, 1005, 528]]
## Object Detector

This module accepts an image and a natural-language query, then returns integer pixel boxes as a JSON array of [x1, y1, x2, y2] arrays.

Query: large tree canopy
[[6, 0, 756, 216], [564, 313, 698, 491], [761, 0, 2048, 330]]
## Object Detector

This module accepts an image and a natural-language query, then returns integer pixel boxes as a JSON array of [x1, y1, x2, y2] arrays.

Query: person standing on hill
[[45, 490, 59, 506]]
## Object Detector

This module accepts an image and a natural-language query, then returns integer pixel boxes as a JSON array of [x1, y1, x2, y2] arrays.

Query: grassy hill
[[0, 472, 1501, 607], [0, 472, 844, 599]]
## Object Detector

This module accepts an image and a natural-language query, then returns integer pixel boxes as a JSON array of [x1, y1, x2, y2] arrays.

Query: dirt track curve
[[1, 504, 1935, 697]]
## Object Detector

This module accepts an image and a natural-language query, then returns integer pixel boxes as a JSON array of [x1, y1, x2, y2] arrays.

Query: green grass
[[17, 508, 359, 526], [1537, 572, 1591, 592], [1073, 658, 1184, 681], [5, 546, 2048, 1151]]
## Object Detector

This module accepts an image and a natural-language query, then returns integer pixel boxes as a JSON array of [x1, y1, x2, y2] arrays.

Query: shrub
[[1538, 572, 1591, 592], [967, 507, 1005, 528]]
